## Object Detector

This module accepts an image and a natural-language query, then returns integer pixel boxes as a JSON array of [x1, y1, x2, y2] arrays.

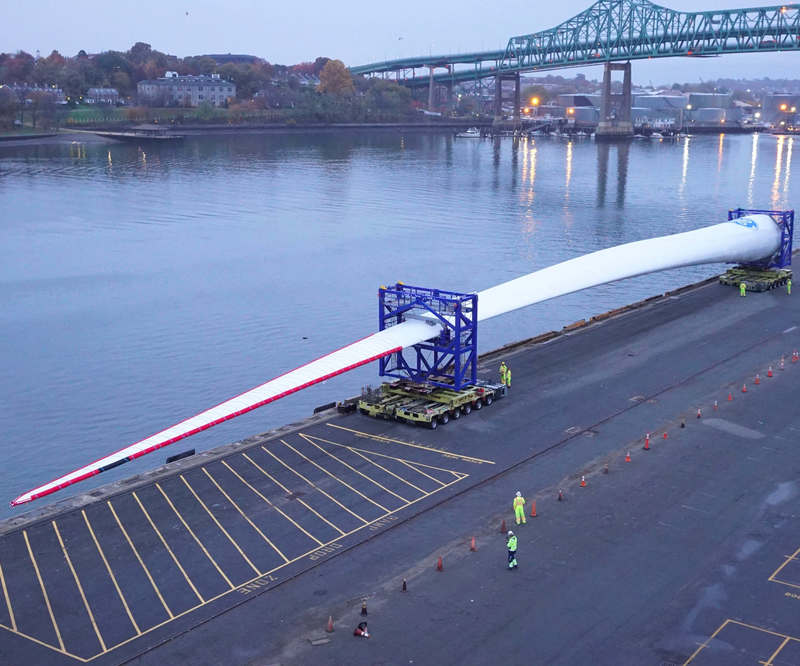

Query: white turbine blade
[[12, 215, 781, 506], [10, 318, 439, 506]]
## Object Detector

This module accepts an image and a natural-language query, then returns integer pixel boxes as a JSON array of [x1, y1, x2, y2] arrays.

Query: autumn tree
[[317, 60, 354, 95]]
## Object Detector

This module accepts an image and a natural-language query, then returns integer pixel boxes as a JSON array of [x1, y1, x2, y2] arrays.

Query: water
[[0, 131, 795, 517]]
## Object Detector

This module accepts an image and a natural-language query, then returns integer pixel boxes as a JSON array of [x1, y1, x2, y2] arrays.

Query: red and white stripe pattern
[[11, 318, 438, 506]]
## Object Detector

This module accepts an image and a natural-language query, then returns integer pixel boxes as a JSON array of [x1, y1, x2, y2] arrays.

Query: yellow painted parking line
[[398, 459, 446, 486], [202, 467, 292, 561], [0, 622, 87, 662], [156, 483, 234, 589], [277, 440, 389, 512], [181, 475, 261, 576], [0, 556, 16, 631], [307, 434, 427, 494], [762, 636, 792, 665], [23, 529, 65, 650], [107, 501, 173, 619], [219, 460, 324, 547], [258, 446, 367, 525], [769, 544, 800, 586], [232, 457, 345, 537], [132, 491, 204, 603], [684, 618, 730, 665], [326, 422, 495, 465], [52, 520, 106, 652], [82, 510, 141, 635], [300, 433, 408, 503], [727, 618, 799, 639]]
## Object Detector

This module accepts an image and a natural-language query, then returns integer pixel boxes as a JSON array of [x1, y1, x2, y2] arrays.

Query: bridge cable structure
[[350, 0, 800, 87], [11, 213, 788, 507]]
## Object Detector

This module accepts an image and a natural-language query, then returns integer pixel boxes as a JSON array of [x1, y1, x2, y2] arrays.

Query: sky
[[3, 0, 799, 84]]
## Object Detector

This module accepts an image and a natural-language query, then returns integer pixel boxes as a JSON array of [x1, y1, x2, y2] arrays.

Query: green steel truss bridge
[[350, 0, 800, 88]]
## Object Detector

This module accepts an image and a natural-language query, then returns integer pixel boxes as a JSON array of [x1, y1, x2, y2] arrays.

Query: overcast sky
[[3, 0, 798, 83]]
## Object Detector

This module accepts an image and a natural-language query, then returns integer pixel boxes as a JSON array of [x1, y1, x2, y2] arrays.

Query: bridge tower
[[596, 61, 633, 140]]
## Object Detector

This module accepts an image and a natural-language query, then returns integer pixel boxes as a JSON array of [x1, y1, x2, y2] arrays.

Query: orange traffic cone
[[728, 392, 733, 401], [768, 366, 773, 377], [742, 383, 747, 393], [580, 475, 587, 488], [755, 374, 760, 385], [436, 556, 443, 571], [530, 501, 537, 517], [643, 434, 650, 451], [470, 536, 476, 552], [625, 451, 632, 462], [793, 350, 799, 363], [500, 519, 506, 533], [663, 431, 669, 439], [326, 616, 334, 633], [714, 400, 718, 410], [558, 489, 563, 501]]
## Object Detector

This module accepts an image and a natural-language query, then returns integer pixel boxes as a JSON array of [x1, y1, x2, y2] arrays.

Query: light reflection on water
[[0, 131, 795, 516]]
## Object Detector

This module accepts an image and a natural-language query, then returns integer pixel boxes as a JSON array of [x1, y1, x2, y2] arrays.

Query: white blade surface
[[12, 215, 781, 506]]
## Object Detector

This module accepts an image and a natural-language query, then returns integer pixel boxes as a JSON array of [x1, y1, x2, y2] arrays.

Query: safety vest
[[506, 368, 511, 384], [500, 363, 507, 381], [507, 535, 517, 551], [513, 496, 525, 510]]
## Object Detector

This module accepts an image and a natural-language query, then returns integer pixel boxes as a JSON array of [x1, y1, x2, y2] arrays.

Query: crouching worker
[[354, 621, 370, 638]]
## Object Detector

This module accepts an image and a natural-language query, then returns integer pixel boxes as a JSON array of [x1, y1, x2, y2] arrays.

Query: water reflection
[[717, 133, 725, 174], [679, 136, 691, 199], [773, 135, 785, 207], [784, 138, 793, 199], [747, 133, 759, 207], [596, 141, 629, 207]]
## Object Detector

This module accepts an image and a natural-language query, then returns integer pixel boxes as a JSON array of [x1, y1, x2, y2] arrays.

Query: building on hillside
[[86, 88, 120, 104], [761, 92, 800, 124], [0, 83, 66, 104], [137, 72, 236, 107]]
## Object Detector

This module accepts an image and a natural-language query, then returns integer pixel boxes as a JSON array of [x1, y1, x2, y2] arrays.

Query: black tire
[[452, 409, 461, 420], [462, 404, 472, 416], [430, 417, 438, 430], [474, 400, 482, 410], [440, 412, 450, 425], [485, 395, 493, 406]]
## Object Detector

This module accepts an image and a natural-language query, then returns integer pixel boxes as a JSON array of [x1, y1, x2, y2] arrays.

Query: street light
[[780, 103, 788, 111]]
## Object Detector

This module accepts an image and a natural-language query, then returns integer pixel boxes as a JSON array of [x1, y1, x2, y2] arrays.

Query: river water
[[0, 130, 795, 517]]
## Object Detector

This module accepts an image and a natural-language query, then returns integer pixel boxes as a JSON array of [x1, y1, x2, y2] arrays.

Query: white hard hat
[[508, 530, 514, 536], [515, 491, 521, 497]]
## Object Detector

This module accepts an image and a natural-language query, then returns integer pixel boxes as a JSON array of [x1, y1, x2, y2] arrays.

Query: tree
[[28, 91, 56, 128], [317, 59, 354, 96], [0, 87, 18, 128]]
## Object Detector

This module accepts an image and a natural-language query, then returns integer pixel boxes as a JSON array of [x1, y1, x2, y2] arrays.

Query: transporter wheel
[[473, 400, 482, 410], [484, 395, 493, 406], [430, 417, 438, 430], [462, 404, 472, 415], [440, 412, 450, 425], [452, 408, 461, 420]]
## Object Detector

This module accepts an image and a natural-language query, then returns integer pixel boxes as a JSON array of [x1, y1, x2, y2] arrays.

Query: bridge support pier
[[494, 72, 520, 126], [596, 61, 633, 140]]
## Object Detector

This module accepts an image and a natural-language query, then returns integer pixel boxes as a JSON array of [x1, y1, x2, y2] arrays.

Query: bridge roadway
[[2, 275, 800, 664]]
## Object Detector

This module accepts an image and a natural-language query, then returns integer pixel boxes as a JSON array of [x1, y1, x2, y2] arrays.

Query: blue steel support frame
[[728, 208, 794, 269], [378, 283, 478, 390]]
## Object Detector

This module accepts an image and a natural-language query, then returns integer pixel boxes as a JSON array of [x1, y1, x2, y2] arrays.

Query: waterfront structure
[[137, 72, 235, 107]]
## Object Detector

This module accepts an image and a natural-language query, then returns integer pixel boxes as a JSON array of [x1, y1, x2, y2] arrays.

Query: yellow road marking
[[180, 475, 261, 576], [132, 491, 204, 603], [23, 529, 65, 650], [203, 467, 291, 560], [0, 622, 87, 662], [769, 544, 800, 584], [82, 510, 141, 635], [307, 434, 427, 493], [278, 440, 389, 512], [326, 422, 495, 464], [726, 618, 800, 639], [215, 461, 322, 547], [762, 636, 792, 665], [232, 456, 344, 536], [684, 618, 730, 665], [0, 556, 16, 631], [0, 464, 470, 663], [398, 459, 445, 486], [52, 520, 107, 652], [258, 446, 366, 525], [156, 483, 234, 589], [299, 433, 406, 504], [107, 501, 173, 619]]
